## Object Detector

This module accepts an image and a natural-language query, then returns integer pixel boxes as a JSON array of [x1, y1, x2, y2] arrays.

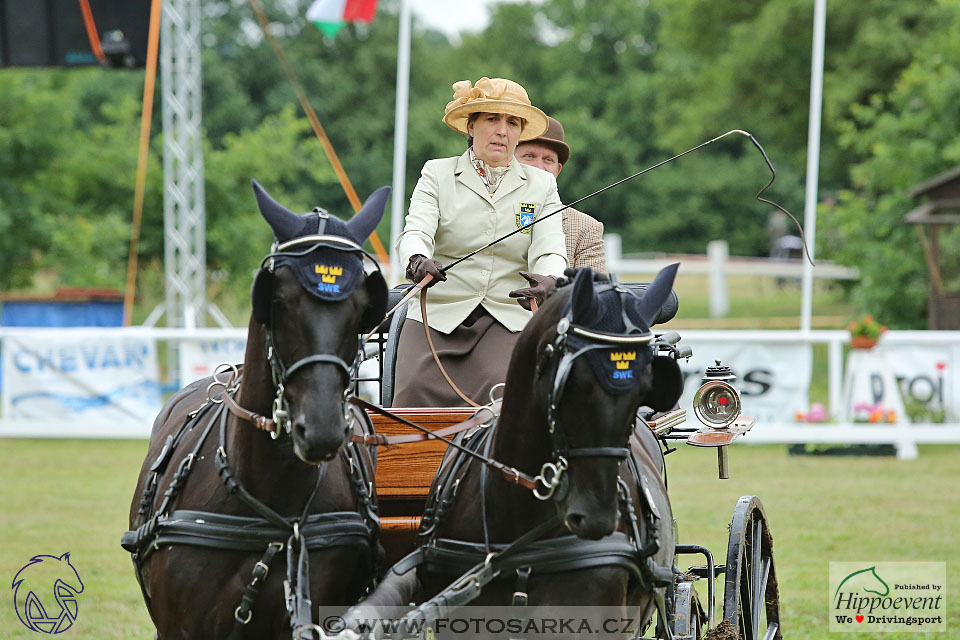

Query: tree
[[819, 0, 960, 328]]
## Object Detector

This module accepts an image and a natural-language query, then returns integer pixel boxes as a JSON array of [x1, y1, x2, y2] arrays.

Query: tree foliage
[[0, 0, 956, 327]]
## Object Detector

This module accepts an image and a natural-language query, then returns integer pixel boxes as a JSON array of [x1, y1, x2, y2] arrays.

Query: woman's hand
[[406, 254, 446, 287], [509, 271, 556, 311]]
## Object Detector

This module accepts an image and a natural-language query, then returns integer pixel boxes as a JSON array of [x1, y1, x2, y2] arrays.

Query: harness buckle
[[512, 591, 529, 606], [252, 560, 270, 583]]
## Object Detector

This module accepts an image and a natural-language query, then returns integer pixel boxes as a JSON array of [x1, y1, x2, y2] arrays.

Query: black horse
[[346, 265, 683, 638], [123, 181, 390, 639]]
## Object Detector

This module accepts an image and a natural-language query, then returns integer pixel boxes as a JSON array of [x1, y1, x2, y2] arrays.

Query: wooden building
[[906, 166, 960, 329]]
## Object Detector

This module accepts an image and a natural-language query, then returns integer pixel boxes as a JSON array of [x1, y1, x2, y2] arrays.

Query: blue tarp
[[1, 299, 124, 388], [1, 300, 124, 327]]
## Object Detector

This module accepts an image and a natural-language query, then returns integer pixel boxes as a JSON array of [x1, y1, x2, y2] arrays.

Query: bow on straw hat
[[442, 77, 549, 141]]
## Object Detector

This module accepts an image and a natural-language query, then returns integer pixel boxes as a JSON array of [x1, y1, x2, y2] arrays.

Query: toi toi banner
[[678, 340, 812, 424], [877, 343, 958, 420], [1, 333, 162, 423]]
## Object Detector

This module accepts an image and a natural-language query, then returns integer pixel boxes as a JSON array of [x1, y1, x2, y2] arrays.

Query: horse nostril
[[566, 512, 586, 532], [294, 421, 307, 440]]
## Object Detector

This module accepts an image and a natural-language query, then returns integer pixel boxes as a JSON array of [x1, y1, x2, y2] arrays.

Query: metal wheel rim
[[722, 495, 781, 640]]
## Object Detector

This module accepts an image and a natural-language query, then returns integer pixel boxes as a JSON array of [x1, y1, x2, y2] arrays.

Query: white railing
[[604, 235, 859, 317], [0, 327, 957, 459]]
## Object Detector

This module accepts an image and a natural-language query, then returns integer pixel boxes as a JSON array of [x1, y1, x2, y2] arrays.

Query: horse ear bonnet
[[564, 265, 681, 393], [250, 181, 390, 326]]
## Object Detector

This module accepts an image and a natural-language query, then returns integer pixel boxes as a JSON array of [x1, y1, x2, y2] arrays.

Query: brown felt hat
[[528, 116, 571, 165], [442, 77, 549, 141]]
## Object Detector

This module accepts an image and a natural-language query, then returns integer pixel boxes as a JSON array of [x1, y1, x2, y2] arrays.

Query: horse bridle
[[256, 225, 382, 439], [533, 282, 655, 500]]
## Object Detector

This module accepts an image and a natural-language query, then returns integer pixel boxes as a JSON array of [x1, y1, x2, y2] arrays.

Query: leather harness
[[122, 230, 385, 640], [342, 282, 679, 635]]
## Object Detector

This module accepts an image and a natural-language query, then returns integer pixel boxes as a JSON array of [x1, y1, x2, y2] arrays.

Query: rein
[[420, 287, 483, 408], [349, 396, 539, 492]]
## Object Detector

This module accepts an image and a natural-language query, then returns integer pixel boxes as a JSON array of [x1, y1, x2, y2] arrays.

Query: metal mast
[[160, 0, 206, 328]]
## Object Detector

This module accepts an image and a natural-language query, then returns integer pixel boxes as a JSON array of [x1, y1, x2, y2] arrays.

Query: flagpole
[[800, 0, 826, 333], [389, 0, 412, 284]]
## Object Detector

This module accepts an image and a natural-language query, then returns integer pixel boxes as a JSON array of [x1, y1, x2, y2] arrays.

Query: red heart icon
[[856, 615, 864, 623], [936, 362, 947, 371]]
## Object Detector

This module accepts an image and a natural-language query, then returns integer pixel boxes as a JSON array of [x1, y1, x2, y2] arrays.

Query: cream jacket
[[397, 150, 568, 333]]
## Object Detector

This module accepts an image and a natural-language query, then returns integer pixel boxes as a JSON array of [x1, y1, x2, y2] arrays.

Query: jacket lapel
[[455, 151, 493, 204], [492, 157, 527, 204]]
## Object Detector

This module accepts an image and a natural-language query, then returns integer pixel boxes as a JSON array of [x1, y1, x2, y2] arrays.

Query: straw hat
[[442, 77, 549, 141], [528, 116, 571, 165]]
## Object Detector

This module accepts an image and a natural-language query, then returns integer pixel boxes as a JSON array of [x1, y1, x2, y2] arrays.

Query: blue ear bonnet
[[270, 212, 365, 303], [563, 286, 654, 392]]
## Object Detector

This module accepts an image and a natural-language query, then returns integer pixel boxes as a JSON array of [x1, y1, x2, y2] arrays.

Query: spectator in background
[[515, 116, 607, 274]]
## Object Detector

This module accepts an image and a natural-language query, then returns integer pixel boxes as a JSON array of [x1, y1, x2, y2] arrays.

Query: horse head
[[522, 265, 682, 540], [249, 180, 389, 464]]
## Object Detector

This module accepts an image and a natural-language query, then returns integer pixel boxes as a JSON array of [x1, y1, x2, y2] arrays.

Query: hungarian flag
[[307, 0, 379, 37]]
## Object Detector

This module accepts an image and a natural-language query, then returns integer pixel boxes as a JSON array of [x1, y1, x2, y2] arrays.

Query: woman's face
[[469, 112, 524, 167]]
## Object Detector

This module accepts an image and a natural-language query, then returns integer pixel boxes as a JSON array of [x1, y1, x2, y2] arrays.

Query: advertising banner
[[178, 339, 247, 387], [677, 340, 812, 424], [877, 343, 958, 421], [1, 332, 162, 425]]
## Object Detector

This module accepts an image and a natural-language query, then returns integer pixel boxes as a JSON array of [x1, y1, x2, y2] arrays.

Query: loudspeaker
[[0, 0, 150, 68]]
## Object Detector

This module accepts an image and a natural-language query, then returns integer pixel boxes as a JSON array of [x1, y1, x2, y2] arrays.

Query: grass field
[[1, 439, 957, 639]]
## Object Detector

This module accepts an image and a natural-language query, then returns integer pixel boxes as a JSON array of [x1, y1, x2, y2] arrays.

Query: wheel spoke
[[751, 517, 763, 640], [761, 622, 780, 640]]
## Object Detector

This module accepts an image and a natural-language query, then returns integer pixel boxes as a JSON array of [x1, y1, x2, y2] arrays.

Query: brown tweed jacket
[[562, 208, 607, 274]]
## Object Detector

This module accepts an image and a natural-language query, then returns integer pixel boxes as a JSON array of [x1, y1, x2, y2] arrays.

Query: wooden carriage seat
[[369, 278, 678, 564], [368, 406, 476, 565]]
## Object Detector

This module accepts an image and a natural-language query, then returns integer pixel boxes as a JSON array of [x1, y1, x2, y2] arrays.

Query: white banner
[[678, 340, 812, 424], [178, 339, 247, 387], [877, 343, 958, 420], [1, 333, 162, 423]]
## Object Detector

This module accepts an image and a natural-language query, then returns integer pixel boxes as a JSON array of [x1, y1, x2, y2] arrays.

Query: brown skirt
[[392, 308, 519, 408]]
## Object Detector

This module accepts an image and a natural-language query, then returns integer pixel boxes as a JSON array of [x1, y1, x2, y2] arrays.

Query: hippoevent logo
[[829, 562, 945, 633], [11, 553, 84, 634]]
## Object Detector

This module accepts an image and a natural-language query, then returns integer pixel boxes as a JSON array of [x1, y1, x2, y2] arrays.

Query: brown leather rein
[[419, 276, 537, 408], [220, 382, 538, 491]]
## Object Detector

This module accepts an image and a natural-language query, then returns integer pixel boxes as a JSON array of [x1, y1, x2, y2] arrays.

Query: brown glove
[[509, 271, 556, 311], [406, 254, 446, 287]]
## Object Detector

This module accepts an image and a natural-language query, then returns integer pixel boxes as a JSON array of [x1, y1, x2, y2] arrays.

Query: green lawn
[[1, 440, 957, 638]]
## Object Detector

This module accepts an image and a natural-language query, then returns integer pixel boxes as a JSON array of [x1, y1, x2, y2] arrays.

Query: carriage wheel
[[722, 495, 781, 640], [672, 580, 704, 639]]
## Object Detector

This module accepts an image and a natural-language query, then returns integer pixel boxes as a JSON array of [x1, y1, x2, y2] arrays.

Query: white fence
[[0, 327, 957, 459], [604, 235, 860, 317]]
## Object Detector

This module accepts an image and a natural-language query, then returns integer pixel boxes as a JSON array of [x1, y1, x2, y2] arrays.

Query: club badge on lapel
[[515, 202, 538, 234]]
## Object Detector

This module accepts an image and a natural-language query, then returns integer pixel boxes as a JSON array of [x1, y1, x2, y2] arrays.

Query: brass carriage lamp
[[693, 361, 742, 429], [692, 360, 743, 480]]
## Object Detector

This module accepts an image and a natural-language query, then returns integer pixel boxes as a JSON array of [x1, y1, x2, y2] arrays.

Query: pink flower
[[807, 403, 828, 422]]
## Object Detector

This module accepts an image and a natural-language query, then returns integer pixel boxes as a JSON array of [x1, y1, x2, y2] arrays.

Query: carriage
[[123, 183, 781, 640], [357, 283, 782, 640]]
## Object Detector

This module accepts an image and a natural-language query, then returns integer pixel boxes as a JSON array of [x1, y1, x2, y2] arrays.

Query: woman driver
[[393, 77, 568, 407]]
